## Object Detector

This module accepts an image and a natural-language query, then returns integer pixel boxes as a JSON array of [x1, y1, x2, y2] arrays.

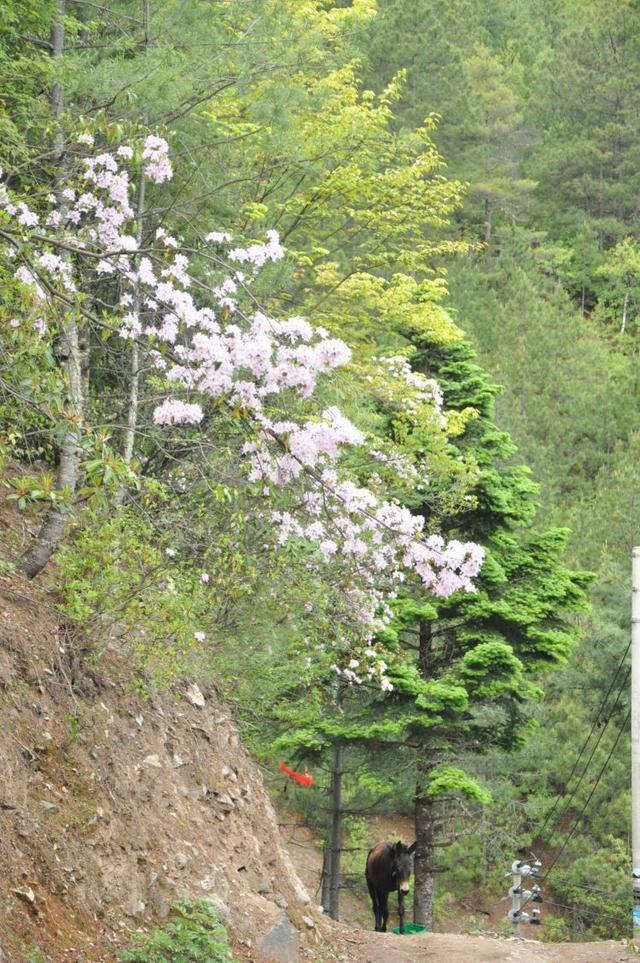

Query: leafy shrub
[[56, 507, 213, 690], [118, 900, 235, 962]]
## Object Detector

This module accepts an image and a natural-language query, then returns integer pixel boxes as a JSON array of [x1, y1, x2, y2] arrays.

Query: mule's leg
[[398, 888, 405, 934], [381, 891, 389, 932], [367, 880, 380, 931], [375, 889, 385, 931]]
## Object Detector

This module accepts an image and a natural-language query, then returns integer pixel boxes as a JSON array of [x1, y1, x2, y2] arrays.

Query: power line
[[545, 705, 630, 880], [540, 664, 630, 844], [535, 639, 631, 840], [543, 899, 628, 929], [550, 876, 626, 900], [518, 704, 631, 923]]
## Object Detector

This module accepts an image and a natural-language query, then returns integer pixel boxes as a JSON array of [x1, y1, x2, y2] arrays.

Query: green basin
[[391, 923, 428, 935]]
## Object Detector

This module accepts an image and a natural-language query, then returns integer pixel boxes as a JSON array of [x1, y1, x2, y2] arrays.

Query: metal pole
[[511, 861, 522, 937], [632, 547, 640, 946]]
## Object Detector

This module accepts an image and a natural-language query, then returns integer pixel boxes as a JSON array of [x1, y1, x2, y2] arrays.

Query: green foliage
[[56, 507, 217, 689], [64, 713, 80, 744], [426, 766, 490, 804], [547, 838, 630, 941], [5, 472, 64, 510], [0, 0, 54, 167], [118, 900, 235, 963], [2, 0, 638, 941]]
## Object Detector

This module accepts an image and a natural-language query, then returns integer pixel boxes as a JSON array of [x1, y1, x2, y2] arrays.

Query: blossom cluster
[[375, 355, 445, 419], [0, 132, 484, 689]]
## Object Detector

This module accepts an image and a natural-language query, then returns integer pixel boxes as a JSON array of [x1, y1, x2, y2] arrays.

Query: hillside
[[2, 0, 640, 953], [0, 496, 316, 961], [0, 495, 631, 962]]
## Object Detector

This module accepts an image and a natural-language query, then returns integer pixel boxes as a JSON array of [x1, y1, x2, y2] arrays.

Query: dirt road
[[331, 928, 634, 962]]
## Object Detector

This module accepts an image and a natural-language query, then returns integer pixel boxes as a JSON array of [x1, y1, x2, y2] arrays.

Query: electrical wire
[[543, 705, 630, 881], [543, 900, 628, 929], [548, 877, 626, 900], [534, 639, 631, 840], [517, 704, 631, 924], [537, 664, 630, 849]]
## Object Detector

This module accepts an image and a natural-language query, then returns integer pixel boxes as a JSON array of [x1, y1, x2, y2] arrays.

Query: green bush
[[118, 900, 235, 963], [56, 507, 213, 690]]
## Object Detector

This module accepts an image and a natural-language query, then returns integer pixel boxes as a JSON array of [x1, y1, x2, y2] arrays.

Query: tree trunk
[[413, 618, 436, 927], [114, 1, 149, 508], [320, 839, 332, 913], [50, 1, 64, 128], [327, 742, 344, 920], [621, 289, 630, 333], [413, 777, 436, 929], [484, 198, 492, 245], [114, 168, 146, 508], [21, 319, 84, 577], [20, 0, 85, 579]]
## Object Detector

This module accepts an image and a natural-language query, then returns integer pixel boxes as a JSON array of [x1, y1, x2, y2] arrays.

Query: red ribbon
[[279, 762, 313, 787]]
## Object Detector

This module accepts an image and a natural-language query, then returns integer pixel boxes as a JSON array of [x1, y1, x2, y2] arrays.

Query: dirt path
[[329, 928, 634, 962]]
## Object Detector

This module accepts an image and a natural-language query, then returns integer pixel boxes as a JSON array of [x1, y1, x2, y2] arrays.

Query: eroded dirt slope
[[0, 498, 323, 961]]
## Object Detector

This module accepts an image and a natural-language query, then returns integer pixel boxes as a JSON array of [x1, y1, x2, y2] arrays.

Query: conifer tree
[[276, 331, 591, 927]]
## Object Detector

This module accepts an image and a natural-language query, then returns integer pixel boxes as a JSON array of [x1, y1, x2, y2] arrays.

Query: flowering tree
[[1, 132, 483, 681]]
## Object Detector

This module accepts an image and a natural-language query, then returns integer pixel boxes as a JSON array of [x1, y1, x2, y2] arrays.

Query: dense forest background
[[1, 0, 639, 945]]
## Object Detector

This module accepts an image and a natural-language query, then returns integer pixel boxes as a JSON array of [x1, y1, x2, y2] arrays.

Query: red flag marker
[[279, 762, 313, 787]]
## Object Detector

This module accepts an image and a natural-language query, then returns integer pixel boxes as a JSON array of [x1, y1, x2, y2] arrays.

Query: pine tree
[[274, 328, 591, 927]]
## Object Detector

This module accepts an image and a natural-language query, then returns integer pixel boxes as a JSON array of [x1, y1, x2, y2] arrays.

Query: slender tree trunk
[[21, 321, 84, 578], [20, 0, 85, 579], [320, 839, 332, 912], [413, 618, 436, 927], [114, 0, 150, 508], [327, 742, 344, 919], [484, 199, 492, 245], [621, 289, 630, 333], [581, 284, 586, 318], [50, 1, 64, 126], [114, 169, 146, 508]]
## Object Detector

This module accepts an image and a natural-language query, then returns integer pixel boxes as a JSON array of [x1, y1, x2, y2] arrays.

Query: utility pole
[[631, 547, 640, 946]]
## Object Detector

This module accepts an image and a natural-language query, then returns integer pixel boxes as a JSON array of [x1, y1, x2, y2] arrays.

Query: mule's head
[[391, 840, 416, 893]]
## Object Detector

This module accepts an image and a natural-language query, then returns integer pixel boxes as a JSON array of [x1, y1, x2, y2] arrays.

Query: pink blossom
[[142, 134, 173, 183], [153, 399, 203, 425], [14, 266, 45, 299], [16, 203, 38, 227], [0, 133, 486, 691]]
